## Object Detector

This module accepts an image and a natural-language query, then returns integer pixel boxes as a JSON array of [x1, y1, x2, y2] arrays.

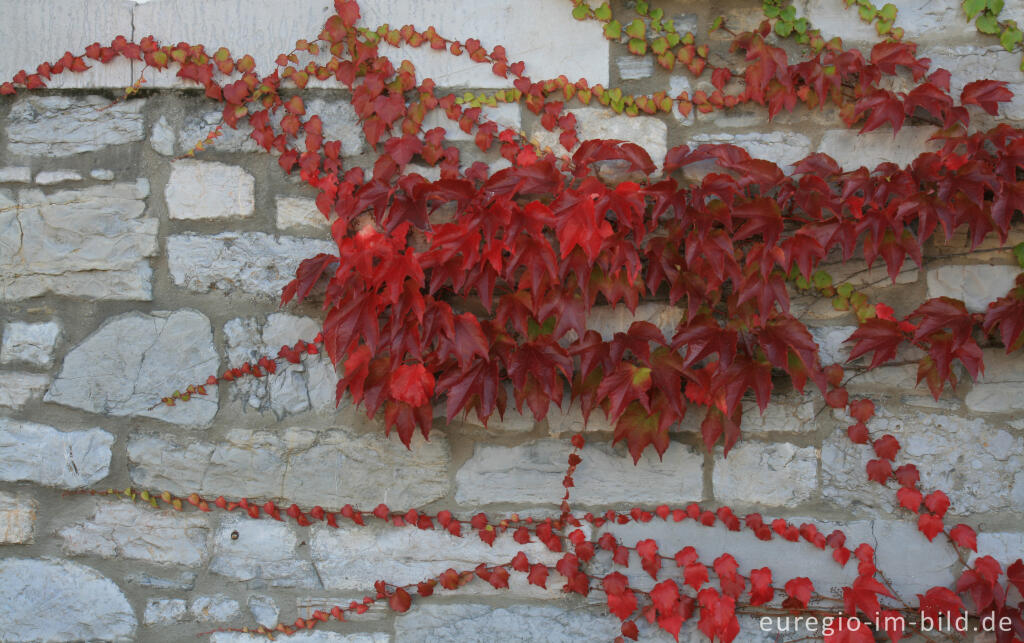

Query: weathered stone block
[[277, 197, 331, 232], [966, 349, 1024, 414], [128, 426, 450, 508], [166, 232, 335, 298], [248, 595, 279, 628], [150, 116, 176, 156], [530, 108, 667, 167], [0, 180, 156, 301], [58, 502, 210, 567], [395, 604, 620, 642], [818, 127, 940, 171], [212, 633, 389, 643], [6, 95, 145, 156], [144, 599, 188, 626], [0, 167, 32, 183], [924, 45, 1024, 120], [0, 493, 36, 544], [0, 558, 135, 641], [687, 131, 812, 169], [190, 595, 241, 622], [0, 418, 113, 489], [0, 372, 50, 409], [45, 309, 219, 427], [34, 170, 82, 185], [809, 325, 856, 366], [713, 442, 817, 506], [927, 265, 1020, 313], [209, 515, 318, 588], [1, 320, 61, 367], [455, 439, 703, 506], [165, 161, 255, 220]]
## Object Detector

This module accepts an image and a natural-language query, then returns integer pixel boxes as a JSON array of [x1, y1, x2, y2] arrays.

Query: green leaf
[[988, 0, 1005, 14], [572, 3, 590, 20], [628, 37, 647, 55], [963, 0, 987, 20], [594, 2, 612, 21], [812, 270, 834, 290], [604, 20, 622, 39], [681, 32, 695, 45], [666, 32, 680, 47], [781, 5, 796, 20], [1013, 242, 1024, 269], [977, 13, 1001, 33], [650, 8, 664, 21], [710, 16, 724, 32], [837, 283, 854, 298], [651, 36, 669, 54], [794, 17, 808, 33], [626, 18, 646, 39], [635, 0, 649, 15], [833, 296, 851, 311], [663, 19, 677, 33], [774, 20, 794, 37], [880, 3, 898, 20], [763, 4, 780, 17], [1001, 26, 1023, 49], [859, 5, 877, 21], [876, 19, 892, 34]]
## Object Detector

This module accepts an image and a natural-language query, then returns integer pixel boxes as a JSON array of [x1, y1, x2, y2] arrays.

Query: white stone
[[311, 525, 564, 597], [128, 426, 450, 509], [455, 439, 703, 506], [0, 558, 136, 640], [144, 598, 188, 626], [1, 321, 60, 366], [818, 127, 941, 171], [966, 349, 1024, 414], [826, 258, 919, 287], [809, 325, 856, 366], [422, 103, 522, 142], [583, 302, 684, 342], [740, 396, 817, 434], [395, 604, 620, 642], [687, 131, 812, 169], [0, 372, 50, 409], [795, 0, 975, 43], [546, 401, 615, 435], [530, 108, 667, 166], [165, 160, 255, 220], [0, 180, 156, 301], [927, 264, 1020, 314], [6, 95, 145, 156], [0, 493, 36, 544], [0, 167, 32, 183], [151, 116, 176, 156], [713, 442, 817, 506], [448, 405, 536, 433], [209, 516, 319, 588], [669, 75, 696, 125], [924, 46, 1024, 120], [248, 595, 279, 628], [45, 309, 219, 427], [823, 407, 1024, 515], [166, 232, 336, 298], [190, 595, 241, 622], [617, 55, 654, 80], [90, 169, 115, 181], [34, 170, 83, 185], [125, 571, 197, 591], [58, 501, 210, 566], [971, 532, 1024, 567], [212, 633, 388, 643], [277, 197, 330, 232], [0, 418, 113, 488]]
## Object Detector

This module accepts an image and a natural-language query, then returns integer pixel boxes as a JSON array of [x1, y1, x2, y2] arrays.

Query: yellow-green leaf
[[626, 18, 646, 39], [604, 20, 621, 39], [964, 0, 987, 20]]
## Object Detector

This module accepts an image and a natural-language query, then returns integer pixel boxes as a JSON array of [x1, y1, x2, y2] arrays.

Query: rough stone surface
[[276, 196, 331, 232], [45, 310, 219, 427], [687, 131, 813, 169], [823, 407, 1024, 515], [248, 595, 279, 628], [211, 633, 389, 643], [165, 161, 255, 220], [810, 325, 856, 366], [0, 493, 36, 544], [617, 55, 654, 80], [0, 418, 113, 489], [1, 320, 61, 367], [144, 599, 188, 626], [0, 558, 136, 641], [531, 108, 667, 167], [6, 95, 145, 156], [57, 502, 210, 567], [818, 127, 941, 171], [0, 167, 32, 183], [924, 45, 1024, 120], [190, 595, 241, 622], [128, 427, 450, 509], [209, 515, 318, 588], [0, 372, 51, 409], [966, 349, 1024, 414], [166, 232, 336, 298], [34, 170, 83, 185], [90, 169, 115, 181], [740, 396, 817, 434], [583, 302, 684, 342], [125, 571, 198, 591], [0, 180, 156, 301], [926, 264, 1020, 314], [455, 439, 703, 506], [713, 442, 818, 506], [150, 116, 177, 156], [395, 604, 620, 642]]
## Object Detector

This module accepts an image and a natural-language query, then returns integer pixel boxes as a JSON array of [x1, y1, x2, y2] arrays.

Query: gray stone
[[0, 558, 135, 641], [90, 169, 115, 181], [150, 116, 176, 156], [740, 395, 817, 434], [311, 524, 564, 597], [823, 407, 1024, 515], [818, 127, 941, 171], [57, 501, 210, 567], [0, 493, 36, 544], [546, 401, 615, 435], [277, 196, 331, 232], [6, 95, 145, 156], [144, 598, 188, 626], [128, 426, 450, 508], [190, 595, 241, 622], [45, 309, 219, 427], [395, 604, 620, 642], [422, 103, 521, 142], [34, 170, 83, 185], [449, 405, 536, 433], [165, 160, 255, 220], [927, 265, 1020, 314], [924, 45, 1024, 120], [0, 180, 156, 301], [0, 167, 32, 183], [179, 110, 259, 154], [166, 232, 336, 298], [713, 442, 817, 506], [966, 349, 1024, 414], [455, 439, 703, 506], [209, 515, 318, 588], [810, 325, 856, 366], [687, 131, 812, 169], [530, 108, 667, 167], [2, 321, 61, 366], [971, 532, 1024, 567], [248, 595, 279, 628], [669, 75, 696, 126], [125, 571, 198, 591], [211, 633, 388, 643], [0, 418, 113, 488], [795, 0, 974, 43], [583, 302, 683, 342], [0, 372, 50, 409], [617, 55, 654, 80]]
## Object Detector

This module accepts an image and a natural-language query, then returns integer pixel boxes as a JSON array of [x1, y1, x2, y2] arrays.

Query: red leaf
[[527, 563, 548, 588], [388, 587, 411, 613], [866, 458, 892, 484], [784, 577, 814, 608], [388, 364, 435, 407], [918, 513, 944, 541], [749, 568, 773, 606], [897, 487, 923, 512], [650, 579, 680, 614], [924, 490, 950, 517], [621, 621, 639, 640], [961, 80, 1014, 116], [949, 524, 977, 551], [873, 434, 900, 460]]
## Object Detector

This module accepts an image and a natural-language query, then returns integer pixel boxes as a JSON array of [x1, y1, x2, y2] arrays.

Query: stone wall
[[1, 0, 1023, 641]]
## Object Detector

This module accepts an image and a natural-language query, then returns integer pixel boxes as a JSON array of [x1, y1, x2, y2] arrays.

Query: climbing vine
[[5, 0, 1024, 640]]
